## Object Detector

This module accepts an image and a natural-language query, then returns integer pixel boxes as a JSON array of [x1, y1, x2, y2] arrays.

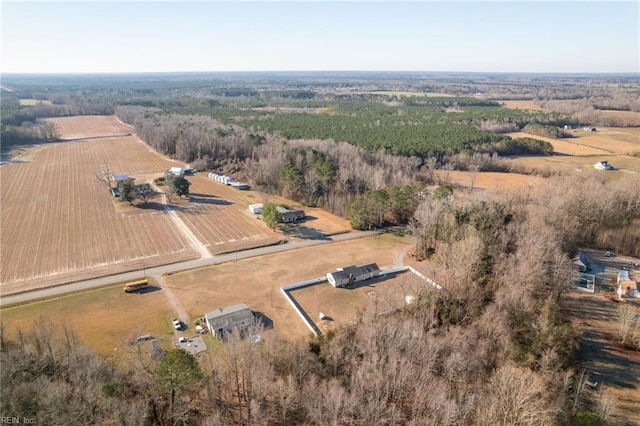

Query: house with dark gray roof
[[205, 303, 256, 339], [326, 263, 381, 288]]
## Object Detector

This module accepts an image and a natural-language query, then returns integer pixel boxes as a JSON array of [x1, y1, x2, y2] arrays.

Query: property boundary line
[[280, 266, 442, 336]]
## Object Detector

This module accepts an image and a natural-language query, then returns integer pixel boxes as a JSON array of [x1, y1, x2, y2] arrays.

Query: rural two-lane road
[[0, 229, 381, 308]]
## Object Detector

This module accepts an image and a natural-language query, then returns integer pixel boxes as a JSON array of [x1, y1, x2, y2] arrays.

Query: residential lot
[[563, 249, 640, 425], [162, 234, 413, 340], [291, 269, 431, 335]]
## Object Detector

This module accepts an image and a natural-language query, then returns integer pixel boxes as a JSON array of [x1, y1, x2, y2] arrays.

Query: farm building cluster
[[248, 203, 306, 223], [109, 173, 152, 198], [208, 172, 249, 190]]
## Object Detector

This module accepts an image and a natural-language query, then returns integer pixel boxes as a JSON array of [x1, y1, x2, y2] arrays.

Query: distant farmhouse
[[594, 160, 613, 171], [205, 303, 256, 339], [248, 204, 305, 223], [326, 263, 381, 288], [276, 206, 305, 223], [169, 167, 186, 176]]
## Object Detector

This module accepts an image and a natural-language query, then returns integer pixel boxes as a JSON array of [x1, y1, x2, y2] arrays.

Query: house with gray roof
[[326, 263, 381, 288], [205, 303, 256, 339]]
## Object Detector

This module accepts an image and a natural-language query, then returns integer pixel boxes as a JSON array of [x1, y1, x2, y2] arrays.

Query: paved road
[[0, 230, 381, 308]]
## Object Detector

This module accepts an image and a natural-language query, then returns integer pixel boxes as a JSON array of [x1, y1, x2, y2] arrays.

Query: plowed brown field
[[172, 176, 282, 254], [1, 116, 198, 294]]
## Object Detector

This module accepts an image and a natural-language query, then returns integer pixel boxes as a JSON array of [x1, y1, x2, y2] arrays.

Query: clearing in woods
[[0, 116, 198, 294]]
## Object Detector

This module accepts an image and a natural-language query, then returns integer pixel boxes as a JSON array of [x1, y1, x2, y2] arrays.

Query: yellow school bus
[[123, 278, 149, 293]]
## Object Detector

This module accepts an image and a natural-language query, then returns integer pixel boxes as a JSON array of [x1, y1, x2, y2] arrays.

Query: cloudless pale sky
[[1, 1, 638, 73]]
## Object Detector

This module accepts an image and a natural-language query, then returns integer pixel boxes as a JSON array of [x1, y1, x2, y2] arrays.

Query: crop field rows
[[1, 118, 198, 294], [48, 115, 133, 140], [174, 176, 281, 253]]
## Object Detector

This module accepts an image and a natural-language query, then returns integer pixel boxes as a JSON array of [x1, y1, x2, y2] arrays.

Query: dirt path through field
[[155, 275, 189, 335]]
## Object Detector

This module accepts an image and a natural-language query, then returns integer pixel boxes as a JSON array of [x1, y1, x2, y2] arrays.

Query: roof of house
[[113, 173, 128, 181], [329, 263, 380, 282], [206, 303, 254, 331]]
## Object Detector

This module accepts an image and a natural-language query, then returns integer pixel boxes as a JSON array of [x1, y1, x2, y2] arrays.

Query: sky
[[1, 1, 638, 74]]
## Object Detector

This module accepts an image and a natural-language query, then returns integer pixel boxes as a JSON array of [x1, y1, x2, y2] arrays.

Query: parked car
[[604, 251, 613, 257], [178, 337, 187, 343], [172, 319, 181, 330], [195, 325, 206, 334]]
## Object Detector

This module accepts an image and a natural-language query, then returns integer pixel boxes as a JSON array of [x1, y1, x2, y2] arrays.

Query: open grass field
[[1, 116, 198, 294], [19, 99, 53, 106], [433, 170, 543, 190], [0, 284, 176, 362], [498, 100, 544, 111], [507, 132, 610, 156], [162, 234, 413, 339], [291, 270, 428, 335], [502, 127, 640, 174], [600, 109, 640, 126]]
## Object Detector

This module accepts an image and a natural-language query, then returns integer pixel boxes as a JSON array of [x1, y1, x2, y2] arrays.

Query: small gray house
[[205, 303, 256, 339]]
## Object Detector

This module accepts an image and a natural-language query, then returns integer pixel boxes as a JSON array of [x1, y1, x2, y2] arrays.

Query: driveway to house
[[0, 229, 381, 308]]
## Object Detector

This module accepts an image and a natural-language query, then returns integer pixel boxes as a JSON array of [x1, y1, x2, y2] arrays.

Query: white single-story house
[[169, 167, 186, 176], [326, 263, 381, 288], [594, 161, 613, 171], [205, 303, 256, 339], [248, 203, 263, 214]]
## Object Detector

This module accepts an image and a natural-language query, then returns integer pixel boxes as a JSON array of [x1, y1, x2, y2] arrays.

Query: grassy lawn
[[1, 284, 175, 362]]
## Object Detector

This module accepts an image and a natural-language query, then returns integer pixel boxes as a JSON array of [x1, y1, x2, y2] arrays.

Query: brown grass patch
[[499, 100, 544, 111], [506, 132, 610, 156], [291, 270, 427, 335], [600, 110, 640, 126], [19, 99, 53, 106], [0, 284, 176, 362], [433, 170, 543, 190]]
